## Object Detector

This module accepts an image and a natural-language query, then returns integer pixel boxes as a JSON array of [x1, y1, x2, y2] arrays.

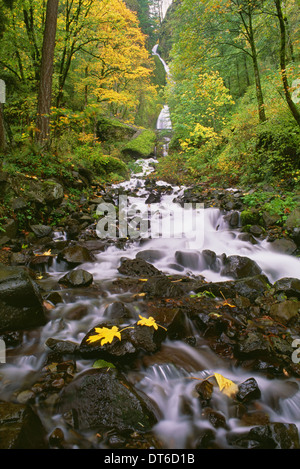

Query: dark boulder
[[236, 377, 261, 403], [227, 422, 299, 449], [220, 255, 262, 279], [0, 401, 47, 449], [57, 368, 158, 432], [58, 269, 93, 288], [118, 258, 163, 277], [79, 319, 167, 361], [141, 276, 184, 298], [0, 264, 46, 333], [274, 277, 300, 299], [58, 244, 95, 266]]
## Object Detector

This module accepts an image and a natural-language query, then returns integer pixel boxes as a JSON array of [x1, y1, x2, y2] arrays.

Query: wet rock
[[58, 244, 95, 266], [175, 250, 204, 270], [58, 269, 93, 287], [236, 378, 261, 403], [249, 225, 265, 237], [270, 300, 300, 325], [195, 380, 214, 406], [0, 264, 46, 333], [269, 237, 297, 254], [237, 233, 258, 245], [104, 301, 133, 321], [142, 276, 184, 298], [57, 368, 158, 432], [236, 331, 271, 359], [0, 401, 47, 449], [202, 249, 220, 271], [118, 258, 163, 277], [145, 192, 161, 204], [202, 408, 227, 429], [136, 249, 165, 263], [45, 337, 79, 355], [49, 427, 65, 449], [220, 255, 262, 279], [79, 318, 167, 361], [194, 274, 270, 301], [30, 224, 53, 238], [227, 422, 299, 449], [274, 277, 300, 299], [28, 255, 53, 272]]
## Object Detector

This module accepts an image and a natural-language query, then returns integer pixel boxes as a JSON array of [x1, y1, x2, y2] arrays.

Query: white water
[[0, 157, 300, 448]]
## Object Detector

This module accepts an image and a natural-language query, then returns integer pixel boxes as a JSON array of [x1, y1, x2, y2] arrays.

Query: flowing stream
[[0, 47, 300, 450], [1, 154, 300, 449]]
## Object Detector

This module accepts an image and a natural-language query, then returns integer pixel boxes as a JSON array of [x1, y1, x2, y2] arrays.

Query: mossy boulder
[[97, 117, 137, 142], [121, 130, 156, 160]]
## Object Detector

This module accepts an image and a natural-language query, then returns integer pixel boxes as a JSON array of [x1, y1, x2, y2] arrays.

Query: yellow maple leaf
[[87, 326, 121, 346], [137, 315, 167, 331], [214, 372, 238, 398]]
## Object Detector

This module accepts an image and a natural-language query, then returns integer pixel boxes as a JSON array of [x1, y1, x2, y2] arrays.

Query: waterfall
[[152, 44, 173, 155]]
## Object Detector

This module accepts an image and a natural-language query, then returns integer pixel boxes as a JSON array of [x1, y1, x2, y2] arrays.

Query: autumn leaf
[[137, 315, 167, 331], [214, 373, 238, 398], [87, 326, 121, 346], [220, 291, 235, 308], [86, 325, 134, 346]]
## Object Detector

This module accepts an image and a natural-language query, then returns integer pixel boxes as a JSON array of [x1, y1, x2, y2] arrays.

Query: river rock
[[57, 368, 158, 432], [145, 192, 161, 204], [268, 237, 297, 254], [30, 224, 53, 238], [175, 250, 204, 270], [25, 179, 64, 206], [0, 264, 46, 333], [118, 258, 163, 277], [274, 277, 300, 298], [220, 255, 262, 279], [227, 422, 300, 449], [58, 269, 93, 288], [269, 300, 300, 325], [79, 318, 167, 361], [58, 244, 96, 266], [141, 275, 184, 298], [236, 377, 261, 403], [0, 218, 18, 245], [103, 301, 133, 321], [136, 249, 165, 263], [194, 274, 270, 301], [0, 401, 47, 449]]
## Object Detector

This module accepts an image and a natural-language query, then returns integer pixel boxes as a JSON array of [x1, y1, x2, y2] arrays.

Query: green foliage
[[74, 144, 129, 181], [121, 130, 156, 159], [242, 190, 298, 225]]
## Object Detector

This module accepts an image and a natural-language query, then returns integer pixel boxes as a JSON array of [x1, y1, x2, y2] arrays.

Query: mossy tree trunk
[[274, 0, 300, 127]]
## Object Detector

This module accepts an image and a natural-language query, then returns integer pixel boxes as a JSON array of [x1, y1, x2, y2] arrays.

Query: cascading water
[[152, 44, 173, 156], [0, 156, 300, 449]]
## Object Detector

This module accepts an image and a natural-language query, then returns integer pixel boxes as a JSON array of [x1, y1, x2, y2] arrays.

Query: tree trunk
[[275, 0, 300, 127], [36, 0, 59, 147], [248, 8, 266, 123]]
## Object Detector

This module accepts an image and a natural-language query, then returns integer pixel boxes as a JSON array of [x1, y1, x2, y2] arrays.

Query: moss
[[121, 130, 156, 159], [97, 117, 138, 143], [240, 209, 261, 226]]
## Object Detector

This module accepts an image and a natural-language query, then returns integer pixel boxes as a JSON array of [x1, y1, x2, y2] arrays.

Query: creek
[[0, 47, 300, 451], [0, 153, 300, 449]]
